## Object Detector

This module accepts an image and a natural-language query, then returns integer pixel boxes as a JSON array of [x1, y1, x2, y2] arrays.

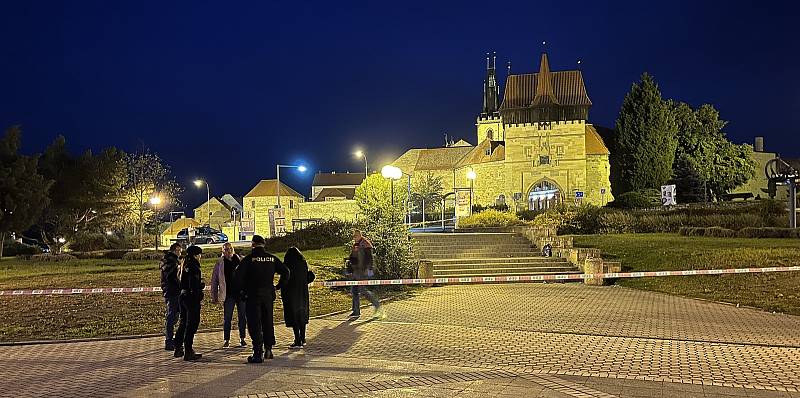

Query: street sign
[[661, 185, 676, 206], [575, 191, 584, 198]]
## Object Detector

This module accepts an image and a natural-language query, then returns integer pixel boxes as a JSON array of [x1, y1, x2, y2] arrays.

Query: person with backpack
[[211, 242, 247, 348], [173, 245, 205, 361], [281, 247, 315, 348], [160, 243, 183, 351]]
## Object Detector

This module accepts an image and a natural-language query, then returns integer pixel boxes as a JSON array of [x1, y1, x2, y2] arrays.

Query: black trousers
[[246, 297, 275, 355], [174, 297, 201, 351]]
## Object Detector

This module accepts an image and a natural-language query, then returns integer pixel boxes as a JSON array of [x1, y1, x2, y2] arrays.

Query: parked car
[[18, 236, 50, 253], [176, 226, 228, 244]]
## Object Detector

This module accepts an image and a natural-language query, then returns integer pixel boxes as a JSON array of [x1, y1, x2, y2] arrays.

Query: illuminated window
[[289, 200, 294, 209], [524, 146, 533, 158]]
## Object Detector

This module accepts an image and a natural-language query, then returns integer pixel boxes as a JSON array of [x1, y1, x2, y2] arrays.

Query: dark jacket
[[281, 248, 316, 327], [179, 256, 204, 302], [238, 246, 290, 301], [160, 252, 181, 297], [349, 237, 374, 280]]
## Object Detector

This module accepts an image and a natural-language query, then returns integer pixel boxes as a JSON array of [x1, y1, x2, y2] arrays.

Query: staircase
[[413, 232, 581, 278]]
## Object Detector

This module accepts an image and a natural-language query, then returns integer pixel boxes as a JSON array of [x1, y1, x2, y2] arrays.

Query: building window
[[251, 200, 256, 209], [524, 146, 533, 158], [539, 155, 550, 165], [485, 147, 492, 156], [556, 145, 565, 155], [486, 129, 494, 140], [289, 199, 294, 209]]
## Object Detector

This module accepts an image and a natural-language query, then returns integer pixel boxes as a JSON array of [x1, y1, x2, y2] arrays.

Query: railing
[[405, 217, 457, 232]]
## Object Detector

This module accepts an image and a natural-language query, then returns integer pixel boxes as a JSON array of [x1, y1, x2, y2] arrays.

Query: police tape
[[2, 266, 799, 296], [317, 266, 800, 287]]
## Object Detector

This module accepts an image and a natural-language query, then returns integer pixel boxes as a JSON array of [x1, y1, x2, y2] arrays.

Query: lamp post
[[149, 196, 162, 250], [193, 179, 210, 227], [354, 150, 368, 177], [381, 165, 403, 205], [276, 164, 307, 208], [466, 169, 477, 213]]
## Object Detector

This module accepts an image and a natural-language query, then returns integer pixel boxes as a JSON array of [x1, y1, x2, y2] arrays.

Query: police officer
[[160, 243, 183, 351], [238, 235, 290, 363], [173, 245, 204, 361]]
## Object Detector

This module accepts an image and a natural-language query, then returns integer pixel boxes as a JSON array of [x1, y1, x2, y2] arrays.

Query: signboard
[[661, 184, 677, 206], [455, 189, 472, 219], [268, 207, 286, 238], [575, 191, 584, 198]]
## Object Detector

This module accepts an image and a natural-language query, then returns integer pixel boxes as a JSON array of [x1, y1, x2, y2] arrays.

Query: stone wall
[[193, 199, 231, 229], [298, 200, 359, 221], [585, 154, 614, 206], [242, 195, 304, 237]]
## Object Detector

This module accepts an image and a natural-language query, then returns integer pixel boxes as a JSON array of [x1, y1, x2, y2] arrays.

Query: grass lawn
[[0, 246, 399, 342], [574, 233, 800, 315]]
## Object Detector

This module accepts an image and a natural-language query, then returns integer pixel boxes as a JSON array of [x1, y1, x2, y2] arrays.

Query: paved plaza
[[1, 283, 800, 397]]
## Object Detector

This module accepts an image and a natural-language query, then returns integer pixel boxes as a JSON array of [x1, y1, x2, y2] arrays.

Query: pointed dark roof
[[501, 53, 591, 110], [312, 187, 357, 202]]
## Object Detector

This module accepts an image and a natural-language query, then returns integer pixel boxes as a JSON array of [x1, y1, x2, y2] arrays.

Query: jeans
[[351, 286, 380, 315], [223, 298, 247, 341], [164, 294, 180, 344]]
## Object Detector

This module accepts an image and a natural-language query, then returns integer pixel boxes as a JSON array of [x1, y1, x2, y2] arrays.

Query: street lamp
[[466, 169, 477, 213], [354, 150, 368, 177], [194, 179, 210, 227], [276, 164, 307, 208], [150, 195, 162, 250], [381, 165, 411, 223]]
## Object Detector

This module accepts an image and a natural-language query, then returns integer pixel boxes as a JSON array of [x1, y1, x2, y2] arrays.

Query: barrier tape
[[2, 266, 799, 296]]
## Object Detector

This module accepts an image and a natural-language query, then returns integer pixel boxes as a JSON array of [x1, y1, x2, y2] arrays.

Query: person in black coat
[[281, 247, 316, 348], [173, 245, 204, 361], [160, 243, 182, 351], [237, 235, 290, 363]]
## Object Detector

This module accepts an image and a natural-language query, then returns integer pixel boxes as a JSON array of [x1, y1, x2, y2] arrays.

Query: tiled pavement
[[1, 283, 799, 397]]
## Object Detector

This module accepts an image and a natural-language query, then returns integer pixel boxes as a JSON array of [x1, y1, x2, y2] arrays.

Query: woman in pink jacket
[[211, 242, 247, 347]]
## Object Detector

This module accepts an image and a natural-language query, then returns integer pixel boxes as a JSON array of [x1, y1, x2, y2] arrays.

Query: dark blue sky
[[2, 1, 799, 210]]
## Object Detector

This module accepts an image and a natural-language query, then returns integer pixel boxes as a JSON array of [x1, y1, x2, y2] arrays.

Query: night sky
[[2, 1, 799, 211]]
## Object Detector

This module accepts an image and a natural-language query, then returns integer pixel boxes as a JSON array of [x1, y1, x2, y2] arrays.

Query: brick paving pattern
[[1, 283, 799, 397]]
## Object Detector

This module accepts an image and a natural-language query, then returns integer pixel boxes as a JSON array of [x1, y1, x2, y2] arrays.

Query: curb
[[0, 289, 414, 347]]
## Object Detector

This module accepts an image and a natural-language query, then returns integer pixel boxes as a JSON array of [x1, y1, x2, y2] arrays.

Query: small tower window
[[539, 155, 550, 165], [486, 129, 494, 140]]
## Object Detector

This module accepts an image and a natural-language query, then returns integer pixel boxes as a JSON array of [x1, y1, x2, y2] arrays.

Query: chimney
[[754, 136, 764, 152]]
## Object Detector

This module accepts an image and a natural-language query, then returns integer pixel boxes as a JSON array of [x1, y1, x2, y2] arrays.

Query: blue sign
[[575, 191, 584, 198]]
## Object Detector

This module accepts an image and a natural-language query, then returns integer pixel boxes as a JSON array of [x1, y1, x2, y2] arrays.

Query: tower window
[[485, 147, 492, 156], [525, 146, 533, 158], [539, 155, 550, 165], [556, 145, 565, 155], [486, 129, 494, 140]]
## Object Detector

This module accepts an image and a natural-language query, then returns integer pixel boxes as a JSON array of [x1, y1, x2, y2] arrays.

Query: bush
[[265, 219, 356, 253], [70, 232, 109, 252], [703, 226, 737, 238], [122, 251, 166, 261], [19, 253, 78, 262], [516, 209, 546, 221], [458, 210, 525, 228], [472, 203, 509, 213], [607, 189, 660, 209], [2, 242, 42, 257], [737, 227, 800, 239]]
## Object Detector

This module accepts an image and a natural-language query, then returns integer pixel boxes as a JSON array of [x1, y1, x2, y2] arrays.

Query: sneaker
[[240, 339, 247, 347], [165, 341, 175, 351], [174, 348, 184, 358], [247, 354, 263, 364], [289, 341, 302, 349], [348, 312, 360, 318], [373, 307, 386, 320], [265, 349, 274, 359], [183, 350, 202, 361], [222, 340, 229, 348]]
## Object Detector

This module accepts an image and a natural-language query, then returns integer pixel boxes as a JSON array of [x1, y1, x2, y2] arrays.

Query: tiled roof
[[457, 139, 506, 167], [312, 187, 357, 202], [413, 146, 475, 171], [219, 194, 243, 212], [244, 179, 304, 198], [585, 125, 610, 155], [501, 54, 591, 110], [312, 172, 365, 187]]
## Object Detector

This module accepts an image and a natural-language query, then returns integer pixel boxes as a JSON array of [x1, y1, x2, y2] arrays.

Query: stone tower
[[476, 52, 504, 143]]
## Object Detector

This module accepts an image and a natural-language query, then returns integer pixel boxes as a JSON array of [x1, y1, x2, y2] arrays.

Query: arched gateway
[[528, 179, 562, 210]]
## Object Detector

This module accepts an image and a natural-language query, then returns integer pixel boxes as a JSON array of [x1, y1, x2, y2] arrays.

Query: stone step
[[433, 267, 578, 275], [418, 245, 535, 252], [433, 264, 575, 272], [429, 256, 565, 264], [420, 252, 540, 259], [416, 241, 532, 248], [431, 270, 583, 278], [432, 262, 570, 270]]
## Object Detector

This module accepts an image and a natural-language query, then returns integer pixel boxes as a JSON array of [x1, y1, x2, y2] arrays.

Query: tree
[[613, 73, 678, 193], [671, 102, 756, 201], [123, 150, 181, 250], [353, 174, 413, 278], [38, 136, 128, 245], [0, 126, 52, 257], [411, 171, 444, 222]]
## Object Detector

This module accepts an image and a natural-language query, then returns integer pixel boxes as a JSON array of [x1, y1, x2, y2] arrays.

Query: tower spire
[[482, 51, 499, 115], [533, 52, 558, 105]]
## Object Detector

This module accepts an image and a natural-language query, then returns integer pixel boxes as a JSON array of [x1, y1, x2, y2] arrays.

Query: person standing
[[173, 245, 204, 361], [238, 235, 290, 363], [160, 243, 183, 351], [281, 247, 316, 348], [347, 229, 383, 319], [211, 242, 247, 348]]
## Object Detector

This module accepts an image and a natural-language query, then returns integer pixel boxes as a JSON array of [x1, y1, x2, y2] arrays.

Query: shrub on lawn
[[703, 226, 737, 238], [122, 251, 165, 261], [737, 227, 800, 239], [264, 219, 356, 253], [2, 242, 42, 257], [19, 253, 78, 262], [458, 209, 525, 228], [607, 189, 661, 209], [70, 232, 108, 252]]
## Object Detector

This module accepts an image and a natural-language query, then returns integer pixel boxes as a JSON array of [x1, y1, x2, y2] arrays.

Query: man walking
[[238, 235, 290, 363], [160, 243, 182, 351], [211, 242, 247, 347], [348, 229, 383, 319]]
